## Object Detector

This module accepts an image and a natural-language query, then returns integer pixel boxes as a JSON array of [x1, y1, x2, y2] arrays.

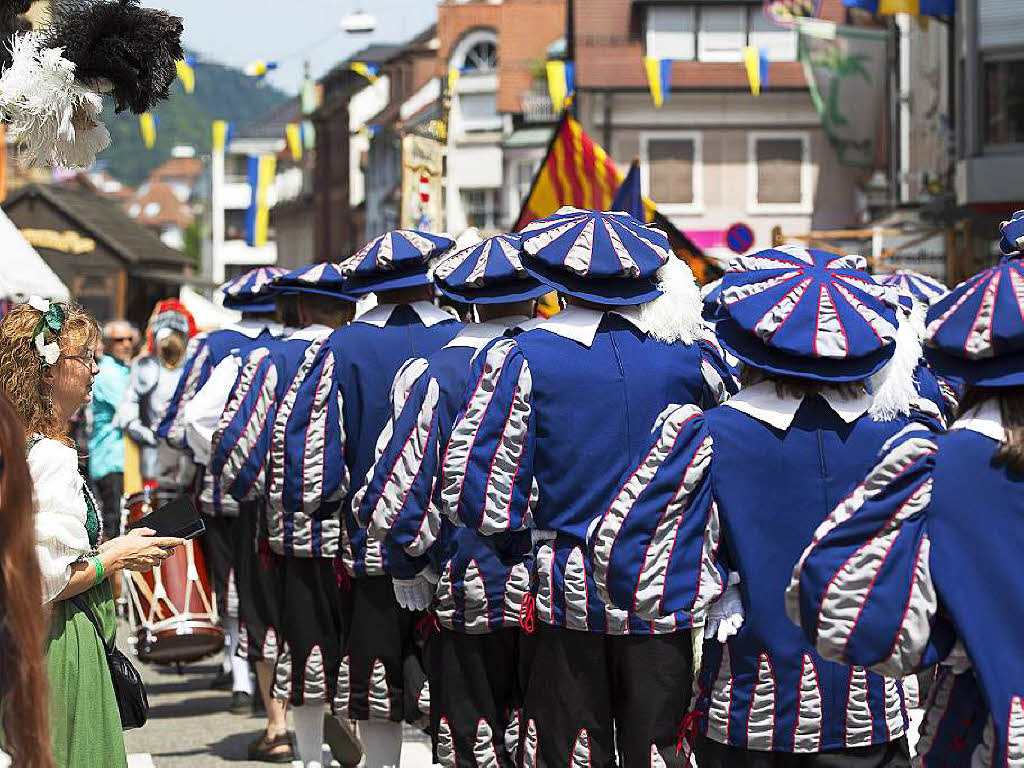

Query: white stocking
[[292, 702, 325, 767], [360, 720, 403, 768], [224, 617, 252, 694]]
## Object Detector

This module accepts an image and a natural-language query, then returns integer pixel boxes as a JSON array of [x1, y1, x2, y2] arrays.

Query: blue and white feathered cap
[[716, 246, 902, 382], [220, 266, 287, 312], [432, 232, 548, 304], [271, 262, 355, 301], [999, 210, 1024, 256], [519, 206, 673, 305], [339, 229, 455, 295], [925, 253, 1024, 388], [876, 270, 949, 306]]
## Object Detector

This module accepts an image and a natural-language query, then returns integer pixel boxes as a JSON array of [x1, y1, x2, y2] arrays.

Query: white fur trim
[[0, 33, 111, 168], [638, 256, 703, 345], [869, 301, 924, 421]]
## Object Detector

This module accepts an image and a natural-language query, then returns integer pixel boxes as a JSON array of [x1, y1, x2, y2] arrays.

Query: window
[[983, 57, 1024, 146], [460, 92, 499, 125], [461, 189, 502, 231], [699, 6, 746, 62], [640, 133, 701, 212], [645, 4, 796, 63], [646, 6, 696, 61], [462, 40, 497, 73], [749, 132, 810, 212]]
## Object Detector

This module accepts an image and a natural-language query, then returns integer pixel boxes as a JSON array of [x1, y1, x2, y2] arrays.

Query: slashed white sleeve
[[183, 355, 243, 466], [29, 439, 92, 603]]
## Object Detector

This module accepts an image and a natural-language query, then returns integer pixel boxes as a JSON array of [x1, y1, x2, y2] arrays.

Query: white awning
[[179, 285, 240, 332], [0, 209, 70, 301]]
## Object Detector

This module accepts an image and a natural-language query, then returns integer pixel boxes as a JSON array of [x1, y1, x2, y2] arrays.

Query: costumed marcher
[[354, 230, 548, 767], [442, 207, 735, 767], [209, 263, 359, 767], [116, 299, 197, 486], [305, 230, 463, 768], [591, 247, 926, 767], [171, 267, 286, 717], [788, 216, 1024, 767], [0, 299, 183, 768]]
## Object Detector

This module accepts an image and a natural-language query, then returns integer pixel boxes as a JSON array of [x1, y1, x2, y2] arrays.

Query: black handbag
[[70, 595, 149, 730]]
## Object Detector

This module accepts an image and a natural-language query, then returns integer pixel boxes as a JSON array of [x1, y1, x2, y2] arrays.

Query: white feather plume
[[0, 33, 110, 168], [639, 255, 704, 345], [868, 300, 925, 421]]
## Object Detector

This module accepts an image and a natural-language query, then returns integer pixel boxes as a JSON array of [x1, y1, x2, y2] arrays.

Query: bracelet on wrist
[[89, 556, 104, 585]]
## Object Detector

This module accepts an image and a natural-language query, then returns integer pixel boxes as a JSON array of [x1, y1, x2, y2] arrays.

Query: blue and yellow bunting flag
[[350, 61, 378, 83], [245, 60, 278, 85], [175, 56, 196, 94], [545, 60, 575, 112], [302, 120, 315, 150], [285, 123, 303, 160], [643, 57, 672, 108], [245, 155, 276, 248], [742, 46, 770, 96], [212, 120, 233, 152], [139, 113, 157, 149], [447, 67, 465, 94], [842, 0, 953, 15]]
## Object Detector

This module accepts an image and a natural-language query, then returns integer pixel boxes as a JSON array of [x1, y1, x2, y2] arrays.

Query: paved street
[[121, 632, 434, 767]]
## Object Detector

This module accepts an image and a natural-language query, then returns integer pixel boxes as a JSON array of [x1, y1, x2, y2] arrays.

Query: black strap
[[70, 594, 114, 653]]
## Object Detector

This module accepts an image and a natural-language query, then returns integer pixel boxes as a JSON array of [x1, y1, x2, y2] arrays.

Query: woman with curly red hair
[[0, 299, 183, 767]]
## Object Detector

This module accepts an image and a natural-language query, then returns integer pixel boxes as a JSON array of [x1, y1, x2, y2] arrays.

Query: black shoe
[[229, 691, 253, 715], [209, 668, 232, 690], [251, 692, 266, 717], [324, 713, 363, 767]]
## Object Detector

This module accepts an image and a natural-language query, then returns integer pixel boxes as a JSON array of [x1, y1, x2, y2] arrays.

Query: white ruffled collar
[[723, 380, 873, 431], [353, 301, 454, 328], [534, 305, 647, 348], [951, 398, 1005, 443]]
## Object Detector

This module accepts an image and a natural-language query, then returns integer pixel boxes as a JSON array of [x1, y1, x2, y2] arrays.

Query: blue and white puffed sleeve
[[276, 342, 349, 519], [786, 424, 956, 676], [590, 404, 725, 620], [440, 338, 536, 534], [158, 334, 211, 448], [696, 326, 739, 405], [355, 359, 444, 555], [210, 349, 278, 502]]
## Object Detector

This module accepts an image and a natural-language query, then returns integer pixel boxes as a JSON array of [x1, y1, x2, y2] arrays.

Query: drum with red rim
[[122, 486, 223, 663]]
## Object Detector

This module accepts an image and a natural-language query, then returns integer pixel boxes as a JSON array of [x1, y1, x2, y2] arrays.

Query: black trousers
[[694, 736, 912, 768], [519, 623, 693, 768], [428, 626, 519, 768], [94, 471, 124, 541], [200, 515, 236, 617]]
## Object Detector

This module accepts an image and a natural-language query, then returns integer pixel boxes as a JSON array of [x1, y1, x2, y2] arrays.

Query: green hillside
[[97, 55, 289, 185]]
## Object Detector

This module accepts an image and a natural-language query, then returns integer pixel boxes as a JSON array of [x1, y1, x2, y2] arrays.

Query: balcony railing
[[521, 89, 556, 124]]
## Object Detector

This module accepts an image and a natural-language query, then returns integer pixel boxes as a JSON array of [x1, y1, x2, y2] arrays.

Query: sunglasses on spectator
[[108, 336, 133, 343]]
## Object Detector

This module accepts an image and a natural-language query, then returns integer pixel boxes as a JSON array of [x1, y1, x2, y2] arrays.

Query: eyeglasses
[[108, 336, 133, 343], [62, 354, 99, 368]]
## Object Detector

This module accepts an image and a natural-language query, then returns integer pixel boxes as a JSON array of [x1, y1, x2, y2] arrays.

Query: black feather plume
[[42, 0, 184, 114]]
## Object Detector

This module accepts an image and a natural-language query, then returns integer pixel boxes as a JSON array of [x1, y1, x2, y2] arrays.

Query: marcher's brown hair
[[0, 391, 54, 767], [0, 302, 100, 444], [739, 367, 867, 401], [958, 386, 1024, 472]]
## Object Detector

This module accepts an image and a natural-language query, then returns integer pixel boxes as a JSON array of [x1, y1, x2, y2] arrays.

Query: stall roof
[[0, 207, 69, 301], [4, 183, 188, 269]]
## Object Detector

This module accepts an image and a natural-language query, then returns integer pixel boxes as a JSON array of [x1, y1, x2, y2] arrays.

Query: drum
[[122, 486, 223, 664]]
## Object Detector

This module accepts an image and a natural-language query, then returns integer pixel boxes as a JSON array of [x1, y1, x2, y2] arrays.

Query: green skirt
[[45, 580, 127, 768]]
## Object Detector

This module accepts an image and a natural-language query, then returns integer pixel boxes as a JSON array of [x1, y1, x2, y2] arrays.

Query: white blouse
[[29, 437, 95, 603]]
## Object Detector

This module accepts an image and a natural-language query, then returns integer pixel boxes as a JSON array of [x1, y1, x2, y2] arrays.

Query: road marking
[[127, 754, 156, 768]]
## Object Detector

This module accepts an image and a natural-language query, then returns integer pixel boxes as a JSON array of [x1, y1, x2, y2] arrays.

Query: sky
[[154, 0, 440, 95]]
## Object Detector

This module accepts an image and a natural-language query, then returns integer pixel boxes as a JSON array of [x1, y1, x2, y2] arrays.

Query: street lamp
[[340, 9, 375, 34]]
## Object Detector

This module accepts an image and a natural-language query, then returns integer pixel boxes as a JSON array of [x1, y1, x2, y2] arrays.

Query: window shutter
[[756, 139, 802, 204], [649, 139, 694, 205]]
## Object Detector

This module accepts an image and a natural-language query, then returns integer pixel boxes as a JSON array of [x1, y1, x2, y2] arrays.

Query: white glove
[[703, 572, 744, 643], [393, 571, 436, 611]]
